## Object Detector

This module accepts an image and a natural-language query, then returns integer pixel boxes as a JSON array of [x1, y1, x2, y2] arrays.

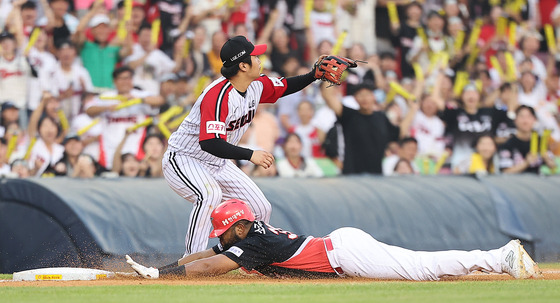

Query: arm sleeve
[[282, 71, 317, 97], [199, 138, 253, 160], [257, 75, 288, 104]]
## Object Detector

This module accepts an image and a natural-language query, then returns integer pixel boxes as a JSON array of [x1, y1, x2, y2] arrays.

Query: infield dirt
[[1, 268, 559, 287]]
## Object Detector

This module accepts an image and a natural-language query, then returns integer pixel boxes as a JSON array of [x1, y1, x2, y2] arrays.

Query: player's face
[[248, 56, 261, 79], [219, 226, 243, 250]]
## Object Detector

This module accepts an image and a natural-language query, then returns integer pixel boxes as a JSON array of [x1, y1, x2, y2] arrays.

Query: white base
[[13, 267, 115, 281]]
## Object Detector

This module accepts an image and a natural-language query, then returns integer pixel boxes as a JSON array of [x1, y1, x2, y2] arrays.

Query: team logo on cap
[[230, 50, 246, 62]]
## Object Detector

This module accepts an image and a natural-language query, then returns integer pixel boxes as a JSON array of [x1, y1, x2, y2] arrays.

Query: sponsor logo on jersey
[[227, 246, 244, 257], [227, 109, 255, 131], [206, 121, 226, 135]]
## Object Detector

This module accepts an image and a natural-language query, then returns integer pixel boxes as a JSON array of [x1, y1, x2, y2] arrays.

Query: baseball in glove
[[314, 55, 364, 86]]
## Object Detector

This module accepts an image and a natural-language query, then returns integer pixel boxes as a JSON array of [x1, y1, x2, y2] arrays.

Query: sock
[[160, 265, 187, 277]]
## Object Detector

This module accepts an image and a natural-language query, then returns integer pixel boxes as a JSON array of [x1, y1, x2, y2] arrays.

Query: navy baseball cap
[[0, 31, 15, 42], [220, 36, 267, 68], [62, 134, 81, 145], [1, 101, 18, 112]]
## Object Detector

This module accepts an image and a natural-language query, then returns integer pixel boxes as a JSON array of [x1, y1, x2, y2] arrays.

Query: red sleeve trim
[[200, 79, 232, 141]]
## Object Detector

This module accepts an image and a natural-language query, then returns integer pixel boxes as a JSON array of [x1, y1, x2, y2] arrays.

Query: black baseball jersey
[[212, 221, 336, 278]]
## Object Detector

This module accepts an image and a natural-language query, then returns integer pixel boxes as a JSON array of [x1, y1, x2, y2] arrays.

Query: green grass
[[0, 274, 12, 280], [1, 280, 559, 303]]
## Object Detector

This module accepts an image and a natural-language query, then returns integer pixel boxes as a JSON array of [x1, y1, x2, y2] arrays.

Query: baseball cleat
[[125, 255, 160, 279], [501, 240, 542, 279]]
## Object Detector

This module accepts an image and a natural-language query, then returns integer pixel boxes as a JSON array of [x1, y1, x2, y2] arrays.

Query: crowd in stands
[[1, 0, 560, 179]]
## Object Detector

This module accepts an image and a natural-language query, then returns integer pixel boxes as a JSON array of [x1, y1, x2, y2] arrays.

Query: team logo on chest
[[227, 108, 256, 131]]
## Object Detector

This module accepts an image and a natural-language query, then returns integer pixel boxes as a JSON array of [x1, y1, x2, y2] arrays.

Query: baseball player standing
[[127, 199, 542, 280], [163, 36, 344, 256]]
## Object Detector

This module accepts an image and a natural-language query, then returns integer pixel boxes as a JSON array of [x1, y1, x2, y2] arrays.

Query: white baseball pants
[[326, 227, 503, 281], [162, 151, 272, 255]]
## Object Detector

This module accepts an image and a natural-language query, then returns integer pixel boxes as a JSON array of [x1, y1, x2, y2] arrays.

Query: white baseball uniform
[[164, 75, 287, 255], [85, 89, 158, 169]]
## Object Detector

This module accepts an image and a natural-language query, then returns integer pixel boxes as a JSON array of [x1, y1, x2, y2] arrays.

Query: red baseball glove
[[314, 55, 360, 86]]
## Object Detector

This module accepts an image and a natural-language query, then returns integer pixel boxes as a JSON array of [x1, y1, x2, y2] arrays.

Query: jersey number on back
[[265, 223, 299, 240]]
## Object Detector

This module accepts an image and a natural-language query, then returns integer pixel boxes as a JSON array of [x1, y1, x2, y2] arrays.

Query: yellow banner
[[332, 31, 347, 55], [115, 98, 142, 110], [389, 81, 415, 100], [6, 135, 18, 160], [530, 131, 538, 155], [412, 63, 424, 82], [304, 0, 313, 27], [489, 56, 505, 80], [25, 28, 40, 54], [127, 117, 153, 132], [504, 52, 517, 82], [417, 27, 428, 47], [545, 24, 556, 53], [77, 118, 100, 136], [454, 30, 465, 53], [124, 0, 132, 21], [151, 19, 161, 45], [23, 137, 37, 160], [541, 129, 551, 156], [387, 2, 399, 26], [57, 109, 69, 131], [508, 22, 517, 48]]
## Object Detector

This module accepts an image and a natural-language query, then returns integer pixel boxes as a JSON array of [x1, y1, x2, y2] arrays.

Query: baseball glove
[[314, 55, 361, 86]]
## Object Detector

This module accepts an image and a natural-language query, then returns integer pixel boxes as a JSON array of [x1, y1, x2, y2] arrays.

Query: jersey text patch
[[270, 77, 285, 87], [227, 246, 244, 257], [206, 121, 226, 135]]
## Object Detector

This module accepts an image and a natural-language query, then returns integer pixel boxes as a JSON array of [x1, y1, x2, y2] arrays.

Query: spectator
[[308, 0, 336, 49], [73, 1, 132, 90], [207, 30, 227, 76], [276, 133, 323, 178], [25, 28, 57, 112], [51, 39, 94, 121], [289, 100, 325, 158], [401, 94, 446, 158], [10, 158, 30, 177], [269, 27, 299, 76], [53, 134, 104, 177], [390, 0, 423, 78], [111, 130, 141, 177], [40, 0, 80, 48], [85, 66, 164, 169], [123, 23, 180, 95], [28, 116, 64, 176], [382, 137, 419, 176], [28, 92, 66, 144], [0, 31, 33, 126], [138, 133, 165, 177], [345, 43, 376, 95], [1, 101, 20, 136], [320, 82, 400, 175], [434, 77, 508, 171], [69, 92, 101, 161], [407, 10, 447, 72], [499, 105, 557, 174], [455, 134, 498, 175], [0, 137, 9, 174], [182, 25, 212, 80], [514, 31, 547, 80], [393, 158, 414, 175]]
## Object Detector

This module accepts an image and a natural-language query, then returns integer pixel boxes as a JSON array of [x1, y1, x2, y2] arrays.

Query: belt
[[324, 237, 344, 275]]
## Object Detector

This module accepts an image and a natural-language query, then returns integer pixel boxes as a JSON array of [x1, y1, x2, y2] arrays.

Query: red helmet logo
[[209, 199, 255, 238]]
